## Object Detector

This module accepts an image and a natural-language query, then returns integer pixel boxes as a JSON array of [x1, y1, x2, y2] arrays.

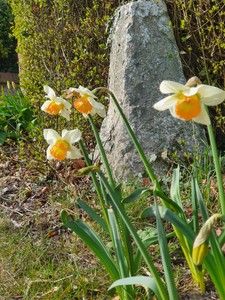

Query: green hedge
[[0, 0, 18, 72], [8, 0, 225, 149], [165, 0, 225, 150], [8, 0, 126, 98]]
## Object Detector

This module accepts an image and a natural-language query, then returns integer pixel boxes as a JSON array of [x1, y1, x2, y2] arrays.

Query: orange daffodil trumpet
[[68, 86, 106, 118], [41, 86, 72, 120], [43, 129, 82, 160], [153, 80, 225, 125]]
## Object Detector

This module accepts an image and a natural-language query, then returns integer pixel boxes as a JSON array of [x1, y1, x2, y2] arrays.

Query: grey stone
[[97, 0, 206, 178]]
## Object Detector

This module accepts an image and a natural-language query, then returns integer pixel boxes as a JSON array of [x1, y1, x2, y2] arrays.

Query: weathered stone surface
[[98, 0, 206, 178]]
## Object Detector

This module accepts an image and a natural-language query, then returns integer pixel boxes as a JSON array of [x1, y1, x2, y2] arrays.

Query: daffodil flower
[[43, 129, 82, 160], [41, 86, 72, 120], [192, 213, 222, 266], [68, 86, 106, 118], [153, 80, 225, 125]]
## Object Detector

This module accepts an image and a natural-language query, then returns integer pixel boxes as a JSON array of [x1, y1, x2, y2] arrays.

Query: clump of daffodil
[[66, 86, 106, 118], [41, 86, 72, 120], [192, 214, 222, 266], [153, 78, 225, 125], [43, 129, 82, 160]]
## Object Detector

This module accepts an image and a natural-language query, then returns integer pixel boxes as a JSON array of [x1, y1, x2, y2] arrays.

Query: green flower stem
[[106, 90, 162, 192], [98, 170, 169, 300], [79, 139, 110, 227], [207, 122, 225, 214], [88, 114, 115, 189]]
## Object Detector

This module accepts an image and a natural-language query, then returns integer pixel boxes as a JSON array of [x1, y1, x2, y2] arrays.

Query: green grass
[[0, 197, 111, 299]]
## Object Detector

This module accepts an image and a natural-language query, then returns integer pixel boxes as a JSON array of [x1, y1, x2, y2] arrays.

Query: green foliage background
[[8, 0, 127, 98], [6, 0, 225, 148], [0, 0, 18, 72], [166, 0, 225, 149]]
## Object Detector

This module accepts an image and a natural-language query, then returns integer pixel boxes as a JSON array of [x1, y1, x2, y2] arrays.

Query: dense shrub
[[8, 0, 128, 138], [0, 0, 18, 72], [8, 0, 225, 149], [8, 0, 127, 98], [165, 0, 225, 150]]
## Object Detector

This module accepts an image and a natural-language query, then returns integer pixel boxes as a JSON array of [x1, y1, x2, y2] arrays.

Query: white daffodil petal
[[160, 80, 188, 94], [202, 96, 225, 106], [46, 145, 54, 160], [182, 86, 199, 97], [192, 105, 211, 125], [69, 86, 97, 98], [62, 129, 82, 144], [197, 85, 225, 106], [44, 129, 61, 144], [44, 85, 56, 99], [153, 95, 178, 111], [96, 107, 106, 118], [88, 97, 105, 110], [41, 100, 52, 111], [67, 146, 82, 159], [60, 109, 70, 121], [63, 100, 72, 110], [197, 84, 225, 98], [90, 107, 106, 118], [54, 97, 63, 104]]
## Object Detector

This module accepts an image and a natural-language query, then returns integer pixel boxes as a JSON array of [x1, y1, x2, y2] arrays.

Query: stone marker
[[97, 0, 205, 178]]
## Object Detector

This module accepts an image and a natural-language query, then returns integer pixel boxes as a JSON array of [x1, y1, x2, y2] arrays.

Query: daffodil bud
[[7, 81, 11, 89], [192, 213, 222, 266], [11, 81, 17, 89], [192, 241, 209, 266], [76, 164, 100, 176], [185, 76, 202, 87]]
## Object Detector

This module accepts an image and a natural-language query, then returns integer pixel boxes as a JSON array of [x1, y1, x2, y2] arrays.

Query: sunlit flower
[[41, 86, 72, 120], [192, 213, 222, 266], [68, 86, 106, 118], [43, 129, 82, 160], [153, 80, 225, 125]]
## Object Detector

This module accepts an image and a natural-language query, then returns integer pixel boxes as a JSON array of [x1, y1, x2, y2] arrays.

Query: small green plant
[[0, 85, 37, 145]]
